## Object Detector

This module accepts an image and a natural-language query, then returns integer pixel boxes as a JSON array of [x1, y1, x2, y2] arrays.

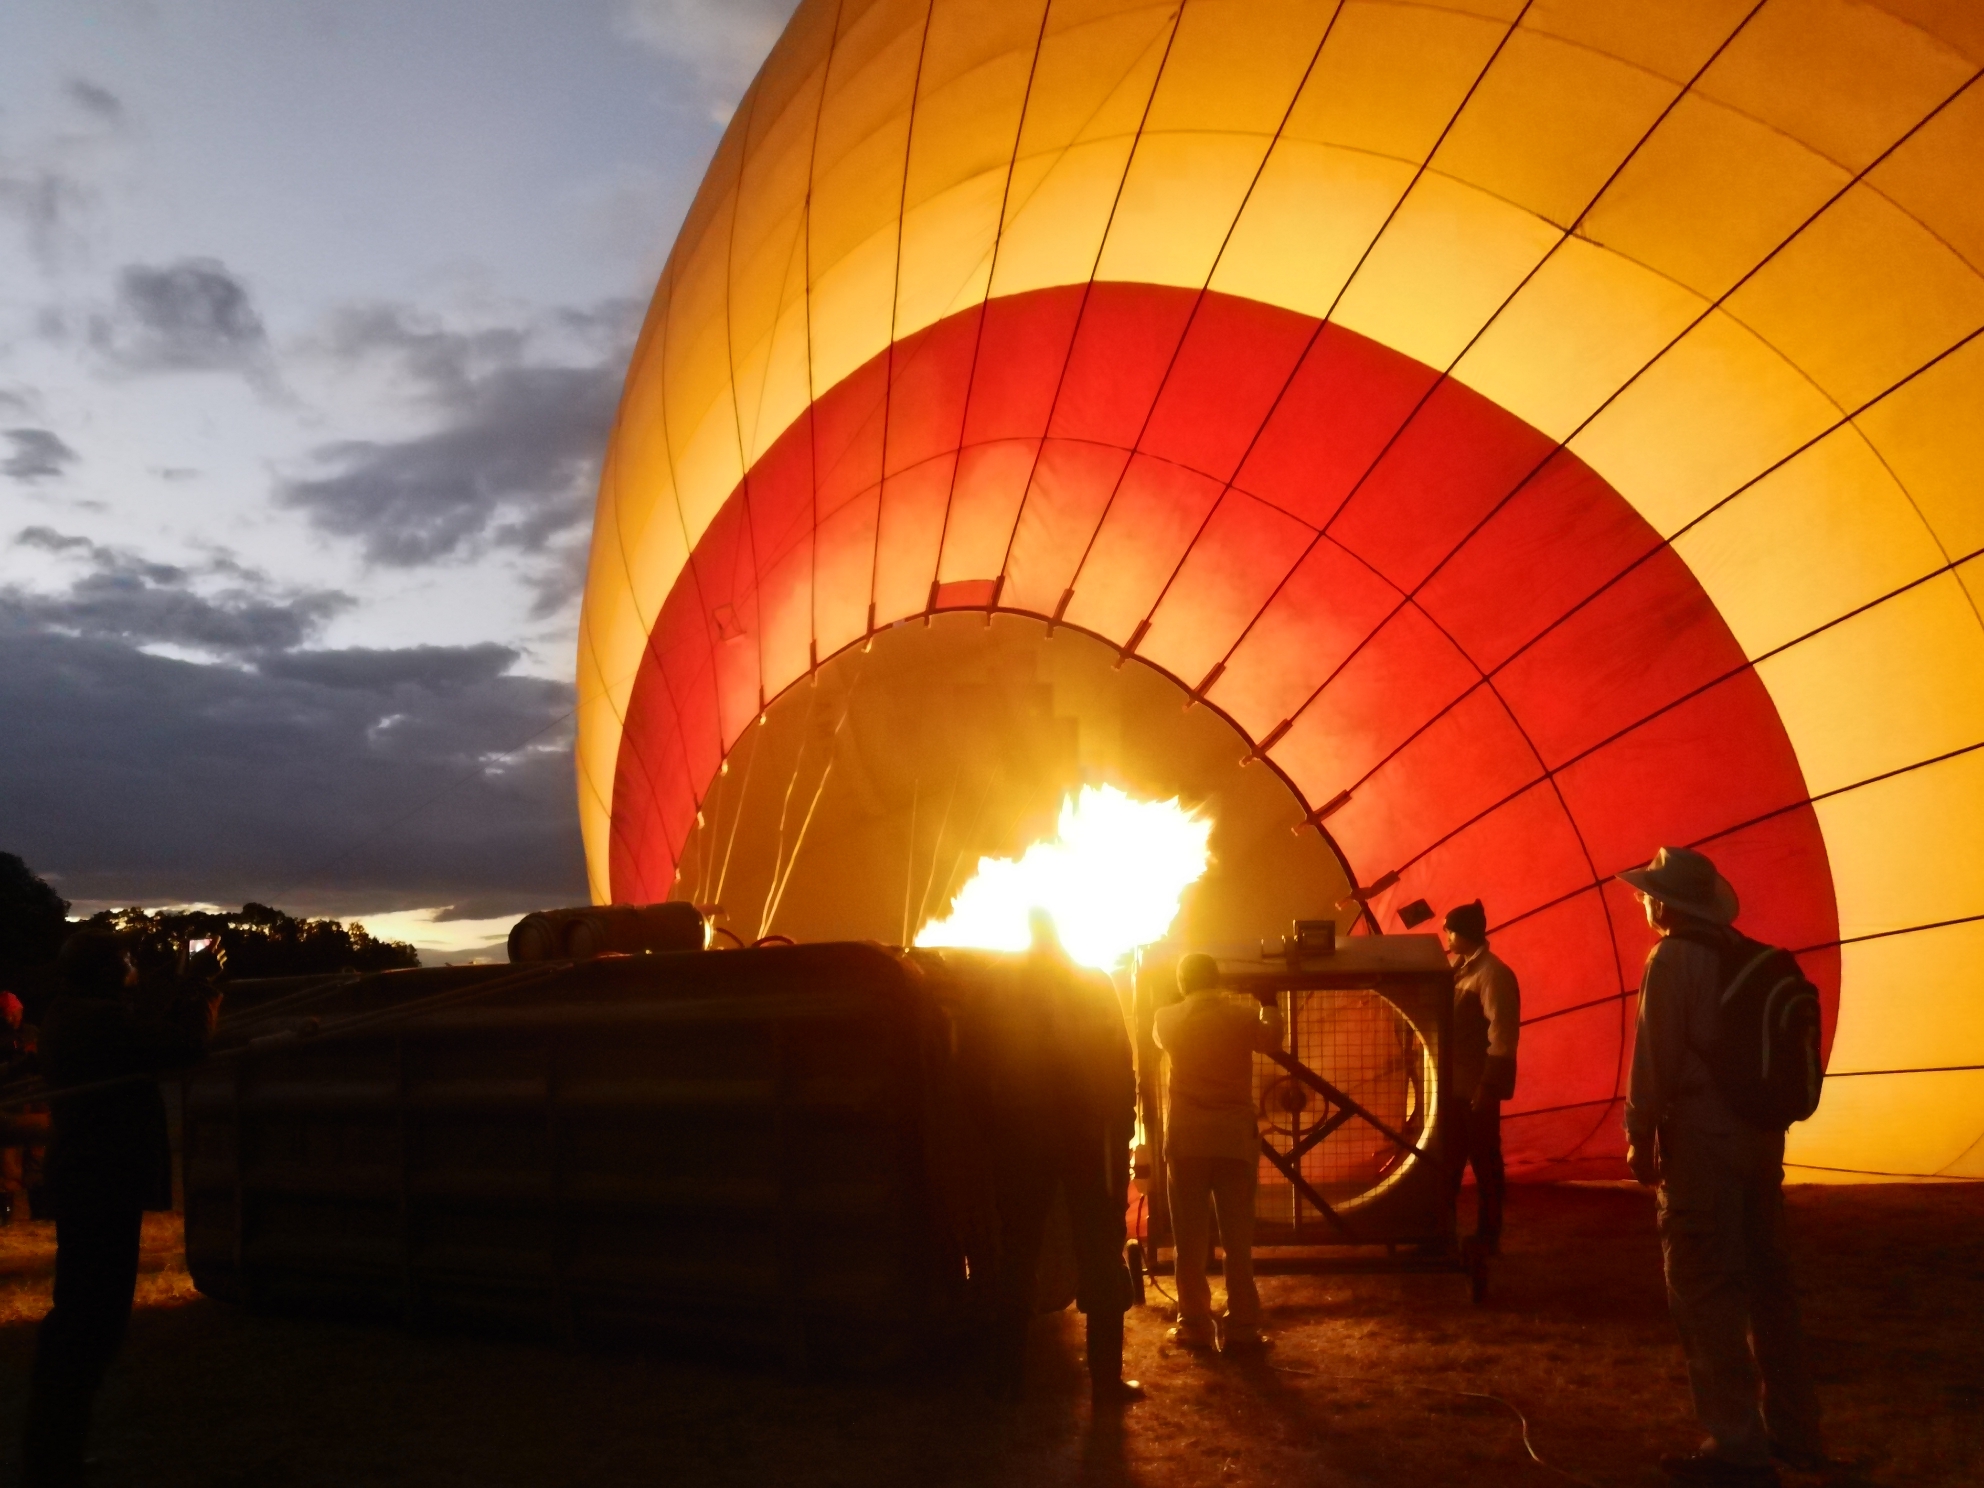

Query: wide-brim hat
[[1617, 846, 1738, 926]]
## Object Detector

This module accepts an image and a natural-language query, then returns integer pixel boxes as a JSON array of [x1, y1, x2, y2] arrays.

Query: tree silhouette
[[0, 854, 70, 982], [84, 903, 420, 981]]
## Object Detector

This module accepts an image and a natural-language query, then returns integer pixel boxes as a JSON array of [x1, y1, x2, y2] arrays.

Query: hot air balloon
[[577, 0, 1984, 1183]]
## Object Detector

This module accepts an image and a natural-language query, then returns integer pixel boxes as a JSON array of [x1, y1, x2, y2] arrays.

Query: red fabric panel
[[680, 494, 762, 743], [813, 482, 877, 657], [812, 355, 887, 523], [938, 437, 1036, 583], [1553, 670, 1811, 878], [1138, 492, 1311, 689], [1487, 888, 1624, 1018], [1208, 537, 1399, 738], [1046, 283, 1195, 449], [933, 578, 997, 609], [1322, 684, 1542, 883], [1417, 449, 1661, 673], [871, 454, 955, 625], [1497, 546, 1743, 769], [1141, 293, 1314, 483], [885, 306, 978, 476], [1329, 377, 1554, 594], [1235, 322, 1439, 530], [1001, 439, 1130, 615], [960, 288, 1083, 445], [1502, 1101, 1625, 1178], [1063, 454, 1225, 641], [1270, 603, 1478, 802], [1361, 782, 1594, 927], [1506, 1001, 1628, 1125]]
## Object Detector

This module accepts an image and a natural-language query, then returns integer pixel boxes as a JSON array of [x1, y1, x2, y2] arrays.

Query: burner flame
[[914, 785, 1211, 969]]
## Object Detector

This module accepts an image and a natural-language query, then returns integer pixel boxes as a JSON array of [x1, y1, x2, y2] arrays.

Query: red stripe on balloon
[[608, 281, 1841, 1175]]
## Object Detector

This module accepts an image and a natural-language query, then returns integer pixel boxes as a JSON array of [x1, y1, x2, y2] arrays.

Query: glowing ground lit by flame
[[914, 785, 1212, 970]]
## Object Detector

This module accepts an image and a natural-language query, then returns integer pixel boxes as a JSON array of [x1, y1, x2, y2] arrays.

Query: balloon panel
[[582, 0, 1984, 1179]]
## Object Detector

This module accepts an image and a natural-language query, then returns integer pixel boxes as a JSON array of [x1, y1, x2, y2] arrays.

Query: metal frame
[[1133, 935, 1488, 1302]]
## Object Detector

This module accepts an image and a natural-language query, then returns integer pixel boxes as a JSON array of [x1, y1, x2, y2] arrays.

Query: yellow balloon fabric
[[580, 0, 1984, 1180]]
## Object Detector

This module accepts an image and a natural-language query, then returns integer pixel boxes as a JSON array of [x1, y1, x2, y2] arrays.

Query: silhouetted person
[[1152, 952, 1282, 1351], [0, 991, 41, 1225], [20, 932, 220, 1487], [978, 909, 1142, 1405], [1442, 900, 1520, 1255], [1622, 847, 1824, 1486]]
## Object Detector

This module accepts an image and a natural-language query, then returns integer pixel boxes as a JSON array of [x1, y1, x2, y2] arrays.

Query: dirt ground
[[0, 1182, 1976, 1488]]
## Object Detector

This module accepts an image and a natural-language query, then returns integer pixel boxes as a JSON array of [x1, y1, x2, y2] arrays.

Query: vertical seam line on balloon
[[802, 1, 850, 670], [992, 4, 1188, 585], [1058, 1, 1348, 621], [722, 75, 772, 753], [928, 0, 1055, 607], [1137, 0, 1538, 672], [869, 0, 940, 629], [607, 260, 692, 884]]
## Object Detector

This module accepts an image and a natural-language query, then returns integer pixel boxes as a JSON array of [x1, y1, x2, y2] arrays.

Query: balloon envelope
[[579, 0, 1984, 1181]]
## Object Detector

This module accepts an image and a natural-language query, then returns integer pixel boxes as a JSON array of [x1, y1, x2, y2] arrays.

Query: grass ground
[[0, 1182, 1975, 1487]]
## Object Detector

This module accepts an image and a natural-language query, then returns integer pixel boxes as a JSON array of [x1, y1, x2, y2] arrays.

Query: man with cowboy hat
[[1619, 846, 1825, 1486]]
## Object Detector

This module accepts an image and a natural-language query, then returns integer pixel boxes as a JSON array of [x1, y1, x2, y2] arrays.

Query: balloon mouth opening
[[670, 612, 1355, 954]]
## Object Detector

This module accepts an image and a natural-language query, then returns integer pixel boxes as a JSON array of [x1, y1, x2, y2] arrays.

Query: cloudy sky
[[1, 0, 796, 957]]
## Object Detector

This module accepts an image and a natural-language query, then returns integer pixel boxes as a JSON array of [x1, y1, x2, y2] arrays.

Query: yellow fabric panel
[[1673, 425, 1949, 657], [1723, 184, 1984, 411], [1851, 332, 1984, 561], [1003, 3, 1175, 161], [1432, 26, 1679, 229], [1827, 919, 1984, 1076], [1787, 1070, 1984, 1178], [1580, 93, 1848, 301], [982, 6, 1176, 300], [1523, 0, 1760, 84], [1140, 0, 1333, 137], [992, 138, 1143, 299], [730, 208, 814, 466], [1095, 132, 1277, 290], [1333, 172, 1562, 370], [1280, 0, 1506, 162], [1758, 574, 1984, 797], [1867, 78, 1984, 275], [1208, 143, 1415, 322], [805, 3, 923, 276], [893, 167, 1005, 340], [810, 220, 903, 397], [1452, 234, 1705, 440], [1695, 0, 1976, 172], [1569, 308, 1841, 537], [1816, 744, 1984, 942], [901, 8, 1041, 216]]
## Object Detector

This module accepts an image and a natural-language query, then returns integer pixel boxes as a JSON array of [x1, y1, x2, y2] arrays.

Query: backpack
[[1669, 929, 1825, 1130]]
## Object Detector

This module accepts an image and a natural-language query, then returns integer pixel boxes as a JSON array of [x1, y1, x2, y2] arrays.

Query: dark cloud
[[259, 642, 519, 692], [0, 621, 583, 915], [9, 527, 350, 657], [0, 168, 91, 269], [63, 78, 126, 124], [281, 357, 622, 568], [91, 258, 271, 377], [3, 429, 79, 482]]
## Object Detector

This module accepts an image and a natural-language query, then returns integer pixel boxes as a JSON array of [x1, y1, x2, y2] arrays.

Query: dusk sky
[[1, 0, 798, 958]]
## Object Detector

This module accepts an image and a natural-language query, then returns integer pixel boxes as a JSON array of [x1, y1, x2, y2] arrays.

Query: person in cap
[[1152, 952, 1283, 1351], [1441, 901, 1519, 1255], [1620, 847, 1824, 1486], [20, 931, 221, 1487]]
